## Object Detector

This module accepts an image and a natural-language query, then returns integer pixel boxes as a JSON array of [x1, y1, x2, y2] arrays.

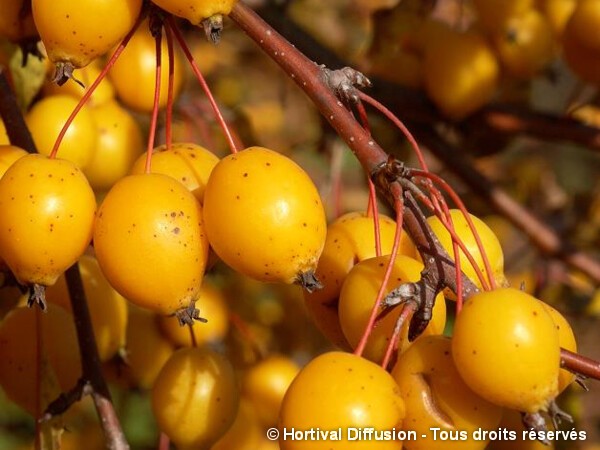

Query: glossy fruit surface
[[304, 211, 415, 349], [130, 142, 219, 202], [0, 154, 96, 286], [541, 302, 577, 392], [32, 0, 143, 67], [151, 0, 238, 25], [423, 30, 499, 119], [452, 288, 560, 412], [94, 173, 209, 314], [203, 146, 327, 285], [0, 145, 28, 177], [26, 95, 97, 169], [427, 210, 506, 296], [0, 305, 81, 415], [45, 255, 128, 361], [392, 335, 503, 450], [151, 347, 239, 449], [339, 255, 446, 362], [84, 101, 144, 192], [242, 355, 300, 427], [279, 351, 405, 450], [108, 25, 184, 112]]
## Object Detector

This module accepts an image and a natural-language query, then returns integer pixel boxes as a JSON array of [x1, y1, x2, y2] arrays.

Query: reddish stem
[[144, 28, 163, 174], [354, 195, 404, 357], [436, 191, 464, 311], [355, 100, 382, 257], [229, 312, 265, 360], [166, 16, 239, 154], [164, 24, 176, 150], [358, 91, 429, 172], [158, 432, 170, 450], [381, 301, 417, 370], [412, 169, 498, 290], [49, 17, 143, 160]]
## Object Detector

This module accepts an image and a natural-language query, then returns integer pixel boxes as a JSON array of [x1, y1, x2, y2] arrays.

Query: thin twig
[[0, 69, 129, 450], [229, 2, 600, 380]]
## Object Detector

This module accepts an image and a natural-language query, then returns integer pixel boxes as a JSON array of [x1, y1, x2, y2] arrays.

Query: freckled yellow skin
[[278, 351, 405, 450], [151, 347, 239, 449], [130, 143, 220, 203], [203, 146, 327, 284], [391, 335, 503, 450], [452, 288, 560, 413], [93, 173, 209, 315], [151, 0, 238, 25], [304, 211, 416, 350], [338, 255, 446, 363], [32, 0, 143, 68], [0, 145, 28, 270], [0, 154, 96, 286]]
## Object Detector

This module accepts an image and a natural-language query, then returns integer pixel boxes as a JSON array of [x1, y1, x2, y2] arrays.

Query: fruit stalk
[[248, 1, 600, 286], [229, 2, 600, 381], [63, 264, 130, 450]]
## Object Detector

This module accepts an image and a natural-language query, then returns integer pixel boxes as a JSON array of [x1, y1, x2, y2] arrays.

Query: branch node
[[321, 66, 371, 104], [41, 378, 92, 422], [383, 282, 420, 308]]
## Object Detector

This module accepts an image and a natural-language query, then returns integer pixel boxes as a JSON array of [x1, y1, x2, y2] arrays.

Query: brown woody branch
[[255, 2, 600, 153], [0, 69, 129, 450], [229, 2, 600, 381], [251, 3, 600, 286], [411, 125, 600, 284]]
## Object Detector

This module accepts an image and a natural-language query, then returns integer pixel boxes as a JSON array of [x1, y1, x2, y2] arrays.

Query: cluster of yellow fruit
[[280, 208, 578, 450], [0, 1, 588, 449], [366, 0, 596, 119]]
